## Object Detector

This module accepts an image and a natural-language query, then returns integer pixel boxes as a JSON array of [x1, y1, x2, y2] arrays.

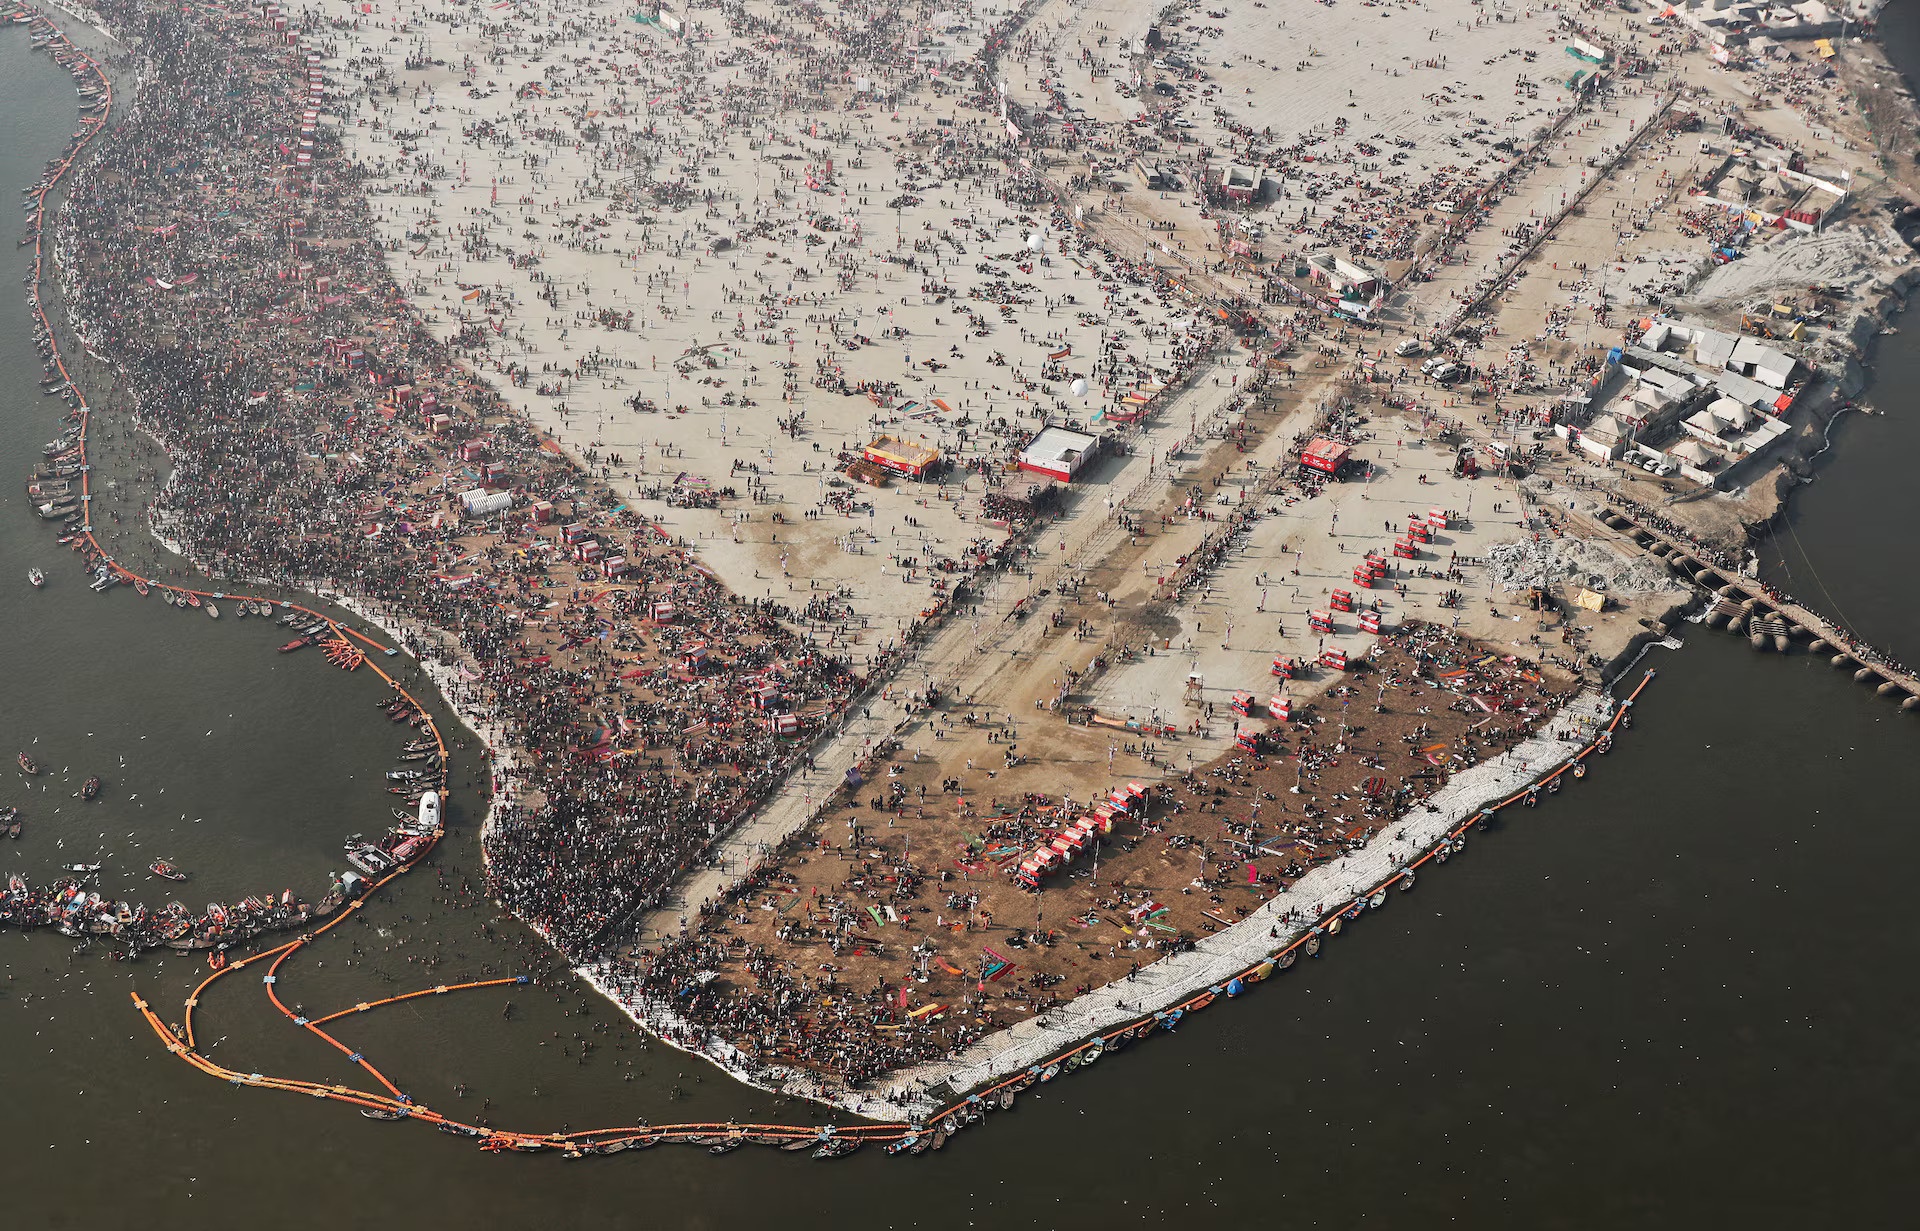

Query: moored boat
[[344, 843, 395, 877], [812, 1137, 860, 1160]]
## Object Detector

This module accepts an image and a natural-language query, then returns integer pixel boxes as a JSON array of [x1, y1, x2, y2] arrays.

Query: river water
[[2, 20, 1918, 1229]]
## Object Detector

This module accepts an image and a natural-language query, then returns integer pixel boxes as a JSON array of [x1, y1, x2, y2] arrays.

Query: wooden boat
[[149, 860, 186, 881], [1305, 931, 1323, 957], [779, 1136, 819, 1152], [279, 637, 310, 652], [359, 1107, 406, 1121], [812, 1138, 860, 1160], [80, 775, 99, 800], [186, 592, 200, 608], [18, 752, 38, 775], [133, 579, 148, 596]]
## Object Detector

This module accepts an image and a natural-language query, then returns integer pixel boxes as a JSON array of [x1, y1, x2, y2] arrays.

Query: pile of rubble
[[1484, 532, 1682, 597]]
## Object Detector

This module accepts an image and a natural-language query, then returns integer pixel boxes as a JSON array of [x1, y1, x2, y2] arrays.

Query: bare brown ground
[[680, 626, 1574, 1077]]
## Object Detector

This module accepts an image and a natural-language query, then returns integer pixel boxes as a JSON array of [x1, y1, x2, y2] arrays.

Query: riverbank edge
[[5, 0, 1818, 1124], [16, 6, 1645, 1120], [19, 7, 531, 894], [574, 684, 1622, 1123]]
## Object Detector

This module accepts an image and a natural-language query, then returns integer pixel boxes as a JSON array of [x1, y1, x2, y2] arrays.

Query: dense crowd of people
[[47, 0, 879, 963]]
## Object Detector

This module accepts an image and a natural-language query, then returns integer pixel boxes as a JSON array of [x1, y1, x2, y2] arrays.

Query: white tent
[[1710, 397, 1755, 430], [1670, 439, 1716, 467]]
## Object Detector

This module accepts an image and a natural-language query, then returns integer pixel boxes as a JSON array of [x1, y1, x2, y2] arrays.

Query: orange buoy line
[[337, 623, 396, 655], [304, 978, 528, 1027]]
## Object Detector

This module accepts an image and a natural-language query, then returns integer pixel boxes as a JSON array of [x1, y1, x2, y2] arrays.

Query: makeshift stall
[[1299, 437, 1352, 476]]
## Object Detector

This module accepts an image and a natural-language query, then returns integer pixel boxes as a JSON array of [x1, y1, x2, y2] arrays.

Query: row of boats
[[0, 769, 444, 954], [29, 418, 87, 533], [0, 870, 346, 951], [13, 26, 101, 251], [7, 5, 399, 955]]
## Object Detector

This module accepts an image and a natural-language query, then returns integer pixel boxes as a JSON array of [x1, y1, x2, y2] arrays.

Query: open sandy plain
[[287, 0, 1907, 1109]]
